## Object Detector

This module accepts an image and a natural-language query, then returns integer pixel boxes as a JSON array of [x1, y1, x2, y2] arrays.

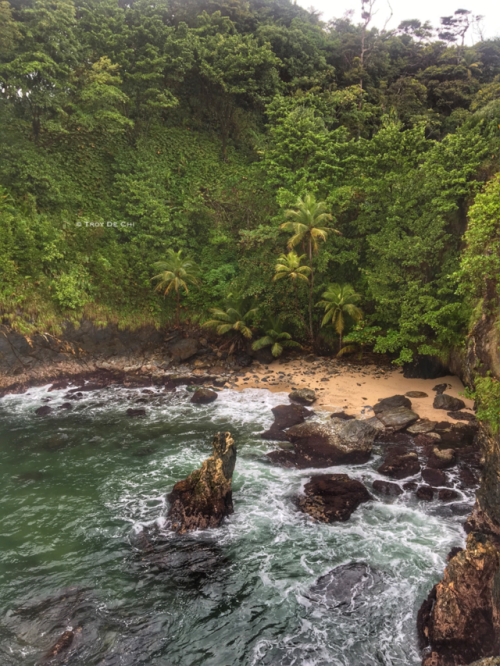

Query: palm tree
[[273, 251, 310, 330], [203, 297, 258, 351], [280, 193, 339, 342], [252, 317, 301, 358], [317, 283, 363, 352], [151, 249, 199, 326]]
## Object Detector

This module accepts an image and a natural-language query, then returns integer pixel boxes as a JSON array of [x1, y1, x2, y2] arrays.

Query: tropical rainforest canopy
[[1, 0, 500, 364]]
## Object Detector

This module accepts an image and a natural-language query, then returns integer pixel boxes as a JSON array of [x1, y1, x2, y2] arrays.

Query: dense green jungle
[[1, 0, 500, 420]]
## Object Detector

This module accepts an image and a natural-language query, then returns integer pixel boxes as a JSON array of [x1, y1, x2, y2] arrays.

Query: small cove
[[0, 384, 474, 665]]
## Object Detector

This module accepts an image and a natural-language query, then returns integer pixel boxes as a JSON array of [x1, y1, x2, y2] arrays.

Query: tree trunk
[[293, 280, 308, 331], [308, 238, 314, 345], [339, 332, 343, 353], [176, 289, 180, 327]]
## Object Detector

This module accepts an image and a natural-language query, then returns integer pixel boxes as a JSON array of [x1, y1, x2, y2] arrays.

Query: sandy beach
[[229, 357, 474, 422]]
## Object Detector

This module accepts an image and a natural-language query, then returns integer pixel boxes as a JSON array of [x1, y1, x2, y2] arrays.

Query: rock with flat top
[[373, 395, 412, 414], [267, 418, 377, 468], [405, 391, 428, 398], [377, 450, 420, 479], [407, 420, 437, 434], [376, 406, 419, 430], [372, 480, 403, 496], [261, 404, 313, 441], [168, 432, 236, 533]]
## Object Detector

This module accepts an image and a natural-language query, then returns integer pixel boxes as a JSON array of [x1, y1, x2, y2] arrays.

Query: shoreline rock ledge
[[167, 432, 236, 534]]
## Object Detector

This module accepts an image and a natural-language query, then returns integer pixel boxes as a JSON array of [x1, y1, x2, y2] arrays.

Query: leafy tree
[[203, 296, 258, 349], [273, 250, 310, 329], [317, 283, 363, 351], [280, 193, 338, 342], [252, 316, 301, 357], [152, 249, 200, 326]]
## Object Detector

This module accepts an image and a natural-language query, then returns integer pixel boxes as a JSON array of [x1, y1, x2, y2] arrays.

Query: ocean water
[[0, 384, 473, 665]]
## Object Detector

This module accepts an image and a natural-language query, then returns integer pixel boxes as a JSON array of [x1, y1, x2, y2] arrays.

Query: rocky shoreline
[[1, 316, 499, 665]]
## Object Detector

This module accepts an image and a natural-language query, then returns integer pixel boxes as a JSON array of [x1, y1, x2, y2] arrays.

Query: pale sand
[[230, 358, 474, 422]]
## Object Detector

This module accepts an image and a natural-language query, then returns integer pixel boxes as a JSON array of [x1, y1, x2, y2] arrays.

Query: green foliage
[[317, 283, 363, 351], [465, 374, 500, 433], [152, 249, 200, 325], [252, 316, 300, 357], [203, 296, 258, 343], [458, 174, 500, 302]]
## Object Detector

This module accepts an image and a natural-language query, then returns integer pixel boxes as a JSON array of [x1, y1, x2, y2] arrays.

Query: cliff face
[[421, 304, 500, 665]]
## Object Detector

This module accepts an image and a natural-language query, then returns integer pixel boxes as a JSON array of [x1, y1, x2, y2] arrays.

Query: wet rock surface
[[190, 388, 218, 404], [421, 468, 447, 487], [167, 432, 236, 533], [377, 449, 420, 480], [419, 532, 500, 666], [307, 562, 384, 609], [297, 474, 372, 523], [126, 408, 146, 417], [268, 418, 377, 468], [261, 404, 314, 441], [372, 480, 403, 496], [376, 405, 419, 430], [35, 405, 52, 416]]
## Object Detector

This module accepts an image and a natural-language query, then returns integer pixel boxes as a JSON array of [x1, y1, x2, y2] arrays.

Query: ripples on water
[[0, 384, 473, 665]]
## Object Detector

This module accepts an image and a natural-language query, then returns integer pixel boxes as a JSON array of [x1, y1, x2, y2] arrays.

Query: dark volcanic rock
[[419, 532, 500, 666], [427, 447, 457, 469], [433, 393, 466, 412], [438, 488, 460, 501], [126, 408, 146, 417], [268, 418, 377, 468], [432, 383, 448, 394], [297, 474, 371, 522], [261, 404, 313, 441], [167, 432, 236, 533], [288, 388, 316, 405], [235, 352, 253, 367], [372, 480, 403, 496], [377, 451, 420, 480], [190, 388, 218, 404], [330, 412, 355, 420], [405, 391, 429, 398], [416, 485, 434, 501], [307, 562, 384, 608], [376, 406, 419, 430], [422, 468, 447, 487], [447, 410, 477, 422], [373, 395, 412, 414], [35, 405, 53, 416], [59, 402, 72, 410]]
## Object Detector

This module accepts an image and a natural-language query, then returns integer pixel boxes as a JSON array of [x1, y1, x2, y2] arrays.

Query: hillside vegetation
[[0, 0, 499, 367]]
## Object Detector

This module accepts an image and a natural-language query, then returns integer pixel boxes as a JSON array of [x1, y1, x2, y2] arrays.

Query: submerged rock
[[126, 408, 146, 417], [377, 450, 420, 480], [422, 468, 447, 487], [433, 393, 466, 412], [35, 405, 52, 416], [268, 418, 377, 468], [288, 388, 316, 405], [372, 480, 403, 496], [307, 562, 384, 609], [190, 388, 218, 404], [297, 474, 371, 522], [167, 432, 236, 533], [416, 485, 434, 501], [419, 532, 500, 666]]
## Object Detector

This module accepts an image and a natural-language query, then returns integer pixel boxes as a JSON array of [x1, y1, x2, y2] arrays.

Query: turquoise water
[[0, 384, 472, 665]]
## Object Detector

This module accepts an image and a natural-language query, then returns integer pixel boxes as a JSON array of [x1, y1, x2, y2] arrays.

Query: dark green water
[[0, 384, 472, 665]]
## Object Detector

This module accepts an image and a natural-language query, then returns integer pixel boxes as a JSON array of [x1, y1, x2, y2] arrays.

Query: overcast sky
[[295, 0, 500, 43]]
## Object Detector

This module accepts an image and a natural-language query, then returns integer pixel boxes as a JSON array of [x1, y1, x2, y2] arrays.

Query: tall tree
[[317, 283, 363, 351], [280, 193, 338, 343], [152, 249, 200, 326], [273, 251, 310, 330]]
